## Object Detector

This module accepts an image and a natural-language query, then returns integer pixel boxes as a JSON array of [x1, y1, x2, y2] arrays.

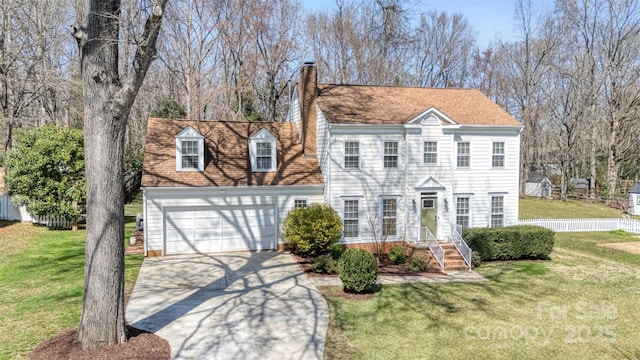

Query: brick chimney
[[300, 62, 317, 156]]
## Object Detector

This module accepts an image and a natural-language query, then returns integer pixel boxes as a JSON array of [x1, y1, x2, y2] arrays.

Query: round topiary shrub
[[283, 203, 343, 258], [388, 244, 406, 264], [339, 248, 378, 293]]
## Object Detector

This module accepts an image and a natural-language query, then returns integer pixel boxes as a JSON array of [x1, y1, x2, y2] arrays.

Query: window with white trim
[[457, 142, 470, 168], [175, 126, 204, 172], [492, 142, 505, 167], [249, 129, 277, 172], [343, 199, 359, 238], [294, 199, 307, 208], [456, 197, 470, 230], [382, 198, 397, 236], [344, 141, 360, 169], [256, 142, 273, 170], [383, 141, 398, 168], [423, 141, 437, 165], [490, 196, 504, 227]]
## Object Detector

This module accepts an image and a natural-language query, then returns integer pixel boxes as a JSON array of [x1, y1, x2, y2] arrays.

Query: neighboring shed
[[628, 183, 640, 216], [525, 176, 552, 197]]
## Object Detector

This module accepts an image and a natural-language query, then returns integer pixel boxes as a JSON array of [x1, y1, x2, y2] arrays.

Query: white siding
[[143, 186, 324, 255], [320, 122, 521, 244]]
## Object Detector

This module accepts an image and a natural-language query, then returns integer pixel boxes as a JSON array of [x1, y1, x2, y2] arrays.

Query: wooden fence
[[517, 218, 640, 234]]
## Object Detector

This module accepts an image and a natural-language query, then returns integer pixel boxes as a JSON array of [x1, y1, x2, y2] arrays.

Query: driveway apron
[[126, 252, 329, 360]]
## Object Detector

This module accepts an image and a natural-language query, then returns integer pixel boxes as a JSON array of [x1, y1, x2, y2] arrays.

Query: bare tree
[[71, 0, 168, 349]]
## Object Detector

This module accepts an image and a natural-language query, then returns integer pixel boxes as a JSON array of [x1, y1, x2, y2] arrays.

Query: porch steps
[[406, 242, 470, 272]]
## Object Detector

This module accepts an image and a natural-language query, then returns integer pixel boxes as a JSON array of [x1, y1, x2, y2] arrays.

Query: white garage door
[[164, 205, 276, 254]]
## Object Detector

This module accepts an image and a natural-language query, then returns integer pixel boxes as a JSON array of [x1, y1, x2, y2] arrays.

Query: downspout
[[142, 189, 148, 256], [450, 134, 455, 239], [403, 125, 409, 243], [327, 123, 332, 205]]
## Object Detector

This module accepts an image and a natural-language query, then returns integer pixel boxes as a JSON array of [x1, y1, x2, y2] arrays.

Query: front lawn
[[322, 231, 640, 359], [0, 221, 143, 360], [519, 197, 625, 219]]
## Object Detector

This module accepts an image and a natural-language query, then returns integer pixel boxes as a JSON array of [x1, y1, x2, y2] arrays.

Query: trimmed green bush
[[328, 242, 345, 260], [339, 248, 378, 293], [406, 256, 429, 272], [388, 244, 406, 264], [462, 225, 555, 261], [283, 203, 343, 258], [311, 254, 339, 274], [471, 252, 482, 268]]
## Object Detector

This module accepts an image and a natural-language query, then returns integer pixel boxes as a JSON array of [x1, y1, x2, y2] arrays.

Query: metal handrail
[[451, 225, 472, 270], [421, 227, 444, 271]]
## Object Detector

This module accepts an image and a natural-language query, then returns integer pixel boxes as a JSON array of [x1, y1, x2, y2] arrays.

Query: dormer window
[[175, 126, 204, 171], [249, 129, 277, 172]]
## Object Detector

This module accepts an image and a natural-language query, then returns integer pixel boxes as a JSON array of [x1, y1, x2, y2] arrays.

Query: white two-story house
[[288, 63, 522, 246], [140, 63, 521, 259]]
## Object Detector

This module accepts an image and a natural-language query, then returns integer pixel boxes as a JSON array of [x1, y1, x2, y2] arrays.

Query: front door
[[420, 194, 438, 238]]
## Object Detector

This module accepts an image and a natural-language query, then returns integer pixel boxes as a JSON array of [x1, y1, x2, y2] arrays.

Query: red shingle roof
[[142, 118, 323, 188], [316, 84, 521, 126]]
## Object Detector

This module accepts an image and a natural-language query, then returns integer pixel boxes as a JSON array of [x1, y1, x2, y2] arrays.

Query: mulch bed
[[29, 326, 170, 360], [291, 253, 444, 278]]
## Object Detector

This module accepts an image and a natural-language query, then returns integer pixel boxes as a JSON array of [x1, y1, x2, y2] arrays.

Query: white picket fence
[[518, 218, 640, 234], [32, 215, 74, 229]]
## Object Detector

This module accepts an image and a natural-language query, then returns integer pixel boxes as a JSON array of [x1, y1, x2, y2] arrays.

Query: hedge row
[[462, 225, 554, 261]]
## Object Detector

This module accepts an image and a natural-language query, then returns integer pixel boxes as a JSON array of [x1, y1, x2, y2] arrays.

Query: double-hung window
[[490, 196, 504, 227], [456, 197, 470, 230], [383, 141, 399, 168], [344, 141, 360, 169], [423, 141, 437, 165], [294, 199, 308, 209], [343, 200, 359, 238], [457, 142, 470, 168], [492, 142, 505, 167], [256, 142, 273, 170], [382, 198, 397, 236], [181, 140, 199, 169]]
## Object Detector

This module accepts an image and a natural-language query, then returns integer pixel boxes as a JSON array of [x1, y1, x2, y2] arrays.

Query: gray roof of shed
[[630, 182, 640, 194]]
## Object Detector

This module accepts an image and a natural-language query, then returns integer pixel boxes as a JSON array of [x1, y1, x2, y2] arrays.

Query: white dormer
[[249, 128, 277, 172], [175, 126, 204, 172]]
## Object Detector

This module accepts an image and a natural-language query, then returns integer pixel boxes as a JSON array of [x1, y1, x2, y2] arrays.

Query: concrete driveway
[[126, 252, 329, 359]]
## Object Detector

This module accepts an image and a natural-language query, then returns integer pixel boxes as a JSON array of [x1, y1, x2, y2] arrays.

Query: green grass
[[519, 198, 626, 219], [0, 221, 143, 360], [322, 231, 640, 359]]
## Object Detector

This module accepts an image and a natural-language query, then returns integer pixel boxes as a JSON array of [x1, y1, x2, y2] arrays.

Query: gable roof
[[315, 84, 521, 126], [526, 175, 550, 184], [630, 182, 640, 194], [142, 118, 323, 188]]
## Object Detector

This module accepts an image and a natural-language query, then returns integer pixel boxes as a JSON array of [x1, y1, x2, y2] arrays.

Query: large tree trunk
[[75, 0, 127, 348], [73, 0, 167, 350]]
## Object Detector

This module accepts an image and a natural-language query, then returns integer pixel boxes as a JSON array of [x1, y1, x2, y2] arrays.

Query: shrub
[[339, 248, 378, 293], [471, 252, 482, 268], [406, 256, 429, 272], [388, 244, 406, 264], [311, 254, 339, 274], [327, 242, 345, 260], [462, 226, 555, 261], [283, 203, 343, 258]]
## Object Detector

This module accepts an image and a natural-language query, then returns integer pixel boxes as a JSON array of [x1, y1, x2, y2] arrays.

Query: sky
[[300, 0, 555, 47]]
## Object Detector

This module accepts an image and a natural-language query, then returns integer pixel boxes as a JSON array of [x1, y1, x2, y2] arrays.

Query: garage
[[164, 205, 276, 254]]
